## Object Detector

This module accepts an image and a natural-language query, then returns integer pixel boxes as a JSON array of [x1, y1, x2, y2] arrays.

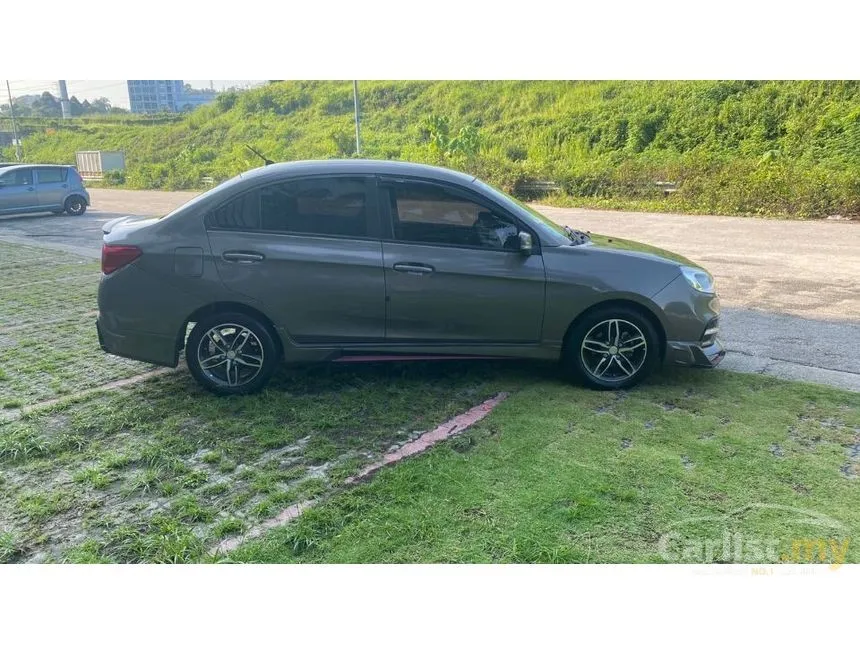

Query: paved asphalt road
[[1, 188, 858, 391]]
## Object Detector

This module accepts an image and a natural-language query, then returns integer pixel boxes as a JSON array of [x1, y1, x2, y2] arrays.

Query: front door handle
[[26, 186, 34, 191], [393, 262, 435, 275], [222, 251, 265, 264]]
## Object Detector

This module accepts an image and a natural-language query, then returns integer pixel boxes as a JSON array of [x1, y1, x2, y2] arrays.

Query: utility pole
[[5, 80, 22, 162], [57, 80, 71, 119], [352, 80, 362, 157]]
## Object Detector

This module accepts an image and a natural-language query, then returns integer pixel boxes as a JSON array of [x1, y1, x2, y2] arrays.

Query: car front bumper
[[665, 337, 726, 368]]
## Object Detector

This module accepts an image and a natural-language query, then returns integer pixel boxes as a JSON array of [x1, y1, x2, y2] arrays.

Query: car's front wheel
[[563, 306, 661, 389], [64, 195, 87, 216], [186, 312, 280, 395]]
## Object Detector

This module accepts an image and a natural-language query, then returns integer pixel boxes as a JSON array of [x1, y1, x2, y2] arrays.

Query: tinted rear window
[[37, 168, 66, 183], [260, 177, 367, 237], [205, 177, 369, 238]]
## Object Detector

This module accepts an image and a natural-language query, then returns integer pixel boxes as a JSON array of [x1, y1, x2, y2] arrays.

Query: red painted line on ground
[[0, 367, 178, 422], [214, 500, 318, 554], [345, 391, 509, 484], [209, 391, 509, 556]]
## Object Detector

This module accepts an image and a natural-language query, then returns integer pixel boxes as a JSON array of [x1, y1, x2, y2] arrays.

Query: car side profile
[[97, 160, 724, 394], [0, 164, 90, 216]]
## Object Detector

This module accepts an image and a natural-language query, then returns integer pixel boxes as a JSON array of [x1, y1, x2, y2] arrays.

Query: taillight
[[101, 244, 142, 275]]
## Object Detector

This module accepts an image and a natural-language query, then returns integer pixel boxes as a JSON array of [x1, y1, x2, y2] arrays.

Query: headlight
[[680, 266, 715, 294]]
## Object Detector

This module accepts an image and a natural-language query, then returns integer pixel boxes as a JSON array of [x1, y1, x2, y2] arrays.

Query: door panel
[[209, 232, 386, 342], [379, 178, 546, 344], [204, 175, 386, 344], [35, 167, 68, 209], [0, 168, 37, 212], [382, 242, 546, 343]]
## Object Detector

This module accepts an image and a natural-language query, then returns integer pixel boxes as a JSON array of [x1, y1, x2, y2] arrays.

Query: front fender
[[540, 244, 681, 344]]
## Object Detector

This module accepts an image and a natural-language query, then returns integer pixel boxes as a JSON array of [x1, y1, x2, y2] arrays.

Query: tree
[[69, 96, 83, 116], [31, 91, 61, 117], [91, 97, 112, 113]]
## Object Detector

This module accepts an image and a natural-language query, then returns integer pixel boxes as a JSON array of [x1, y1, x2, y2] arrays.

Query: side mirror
[[518, 231, 534, 256]]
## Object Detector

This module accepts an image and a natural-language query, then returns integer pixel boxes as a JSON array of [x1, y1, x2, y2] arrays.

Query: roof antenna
[[245, 145, 274, 166]]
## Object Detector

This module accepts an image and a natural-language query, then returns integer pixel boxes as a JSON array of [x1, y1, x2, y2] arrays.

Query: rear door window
[[259, 177, 369, 238], [36, 168, 66, 184], [205, 176, 372, 238]]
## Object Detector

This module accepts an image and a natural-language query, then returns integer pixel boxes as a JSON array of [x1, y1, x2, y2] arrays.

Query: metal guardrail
[[516, 179, 679, 198]]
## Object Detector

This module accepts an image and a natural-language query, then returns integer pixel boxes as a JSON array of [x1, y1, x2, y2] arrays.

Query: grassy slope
[[7, 81, 860, 217], [229, 370, 860, 564]]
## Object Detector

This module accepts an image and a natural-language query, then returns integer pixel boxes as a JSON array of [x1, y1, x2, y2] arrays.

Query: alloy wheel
[[196, 323, 265, 388], [68, 198, 84, 215], [580, 318, 648, 383]]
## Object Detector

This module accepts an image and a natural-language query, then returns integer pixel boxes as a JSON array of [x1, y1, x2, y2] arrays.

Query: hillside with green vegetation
[[5, 80, 860, 218]]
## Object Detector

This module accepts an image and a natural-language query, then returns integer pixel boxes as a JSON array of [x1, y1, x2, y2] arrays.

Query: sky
[[4, 80, 266, 109]]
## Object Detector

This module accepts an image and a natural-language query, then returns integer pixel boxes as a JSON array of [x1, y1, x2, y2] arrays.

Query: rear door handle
[[222, 251, 265, 264], [393, 262, 435, 275]]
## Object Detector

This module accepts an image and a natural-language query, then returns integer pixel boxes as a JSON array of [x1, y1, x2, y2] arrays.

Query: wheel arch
[[562, 298, 667, 361], [177, 301, 284, 358]]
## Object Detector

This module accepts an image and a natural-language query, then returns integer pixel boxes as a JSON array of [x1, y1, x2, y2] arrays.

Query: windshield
[[473, 179, 573, 246]]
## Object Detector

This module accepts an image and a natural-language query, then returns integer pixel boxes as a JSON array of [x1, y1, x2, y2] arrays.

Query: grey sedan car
[[0, 164, 90, 216], [97, 160, 724, 394]]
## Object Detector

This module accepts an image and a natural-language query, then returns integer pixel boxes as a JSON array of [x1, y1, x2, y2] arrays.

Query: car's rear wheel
[[186, 312, 280, 395], [65, 195, 87, 216], [563, 306, 661, 390]]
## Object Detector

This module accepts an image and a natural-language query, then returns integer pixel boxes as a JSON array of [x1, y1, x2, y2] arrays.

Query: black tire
[[65, 195, 87, 216], [186, 312, 280, 395], [562, 305, 661, 390]]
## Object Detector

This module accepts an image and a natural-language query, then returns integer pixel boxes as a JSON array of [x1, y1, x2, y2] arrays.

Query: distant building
[[127, 80, 219, 113], [177, 89, 218, 112], [127, 80, 184, 113]]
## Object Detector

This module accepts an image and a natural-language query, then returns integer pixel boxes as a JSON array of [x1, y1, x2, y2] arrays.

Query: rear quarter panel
[[100, 214, 240, 339]]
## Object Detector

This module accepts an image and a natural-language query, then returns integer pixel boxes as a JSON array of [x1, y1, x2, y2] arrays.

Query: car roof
[[0, 163, 74, 170], [237, 159, 477, 186]]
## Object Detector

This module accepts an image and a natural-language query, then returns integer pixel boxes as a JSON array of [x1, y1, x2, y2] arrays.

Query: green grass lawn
[[0, 359, 521, 563], [0, 242, 152, 408], [227, 370, 860, 564]]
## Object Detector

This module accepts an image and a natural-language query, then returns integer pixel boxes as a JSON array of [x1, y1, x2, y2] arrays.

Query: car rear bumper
[[665, 338, 726, 368], [97, 315, 179, 367]]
